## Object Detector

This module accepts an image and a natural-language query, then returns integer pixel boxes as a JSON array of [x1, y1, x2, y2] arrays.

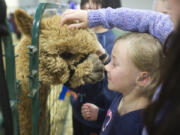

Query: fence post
[[28, 3, 68, 135]]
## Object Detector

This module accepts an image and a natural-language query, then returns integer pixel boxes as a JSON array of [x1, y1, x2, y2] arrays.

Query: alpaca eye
[[60, 52, 74, 59]]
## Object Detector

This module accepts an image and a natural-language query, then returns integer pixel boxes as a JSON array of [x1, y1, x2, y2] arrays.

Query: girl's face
[[168, 0, 180, 28], [105, 41, 140, 96], [82, 0, 101, 10]]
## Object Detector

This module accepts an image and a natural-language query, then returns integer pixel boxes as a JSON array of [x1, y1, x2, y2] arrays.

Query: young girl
[[82, 32, 163, 135]]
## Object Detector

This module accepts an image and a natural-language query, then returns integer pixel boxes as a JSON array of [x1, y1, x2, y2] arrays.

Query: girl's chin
[[108, 84, 115, 91], [107, 84, 112, 90]]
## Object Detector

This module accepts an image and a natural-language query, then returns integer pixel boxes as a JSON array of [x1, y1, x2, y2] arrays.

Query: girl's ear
[[136, 72, 151, 87], [14, 9, 33, 37]]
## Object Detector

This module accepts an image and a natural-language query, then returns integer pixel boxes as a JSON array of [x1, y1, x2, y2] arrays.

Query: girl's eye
[[112, 59, 117, 66], [110, 60, 116, 67], [113, 62, 117, 67]]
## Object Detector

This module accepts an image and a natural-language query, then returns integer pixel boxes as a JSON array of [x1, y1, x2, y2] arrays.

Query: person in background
[[80, 0, 121, 56], [8, 13, 21, 40], [81, 32, 163, 135], [70, 0, 121, 135], [0, 0, 14, 135], [153, 0, 170, 14], [0, 0, 8, 36]]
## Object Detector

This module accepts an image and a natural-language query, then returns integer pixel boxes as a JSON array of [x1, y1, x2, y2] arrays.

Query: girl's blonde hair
[[115, 33, 164, 99]]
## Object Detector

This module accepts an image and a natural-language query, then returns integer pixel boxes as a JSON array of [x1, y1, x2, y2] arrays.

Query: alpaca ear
[[14, 9, 33, 37]]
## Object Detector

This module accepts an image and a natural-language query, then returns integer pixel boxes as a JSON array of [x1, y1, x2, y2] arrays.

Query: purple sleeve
[[88, 7, 173, 43]]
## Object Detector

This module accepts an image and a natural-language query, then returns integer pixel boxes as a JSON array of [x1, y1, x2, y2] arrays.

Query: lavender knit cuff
[[88, 10, 103, 28]]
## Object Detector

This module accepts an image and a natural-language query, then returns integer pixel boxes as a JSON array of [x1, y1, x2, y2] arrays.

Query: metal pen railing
[[27, 3, 68, 135]]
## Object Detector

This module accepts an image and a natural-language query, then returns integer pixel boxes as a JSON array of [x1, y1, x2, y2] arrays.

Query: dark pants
[[73, 116, 100, 135]]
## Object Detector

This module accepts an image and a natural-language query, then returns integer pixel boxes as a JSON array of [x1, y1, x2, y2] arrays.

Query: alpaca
[[14, 9, 104, 135]]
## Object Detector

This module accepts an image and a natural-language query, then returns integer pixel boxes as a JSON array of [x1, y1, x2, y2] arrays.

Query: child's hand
[[60, 10, 106, 56], [61, 9, 88, 29], [81, 103, 99, 121]]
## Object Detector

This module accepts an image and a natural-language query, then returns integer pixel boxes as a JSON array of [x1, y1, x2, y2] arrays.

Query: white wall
[[6, 0, 38, 14], [121, 0, 154, 10], [6, 0, 19, 13]]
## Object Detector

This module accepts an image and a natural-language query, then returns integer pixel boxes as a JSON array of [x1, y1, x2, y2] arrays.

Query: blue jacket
[[100, 94, 143, 135], [96, 30, 115, 56], [70, 30, 118, 129]]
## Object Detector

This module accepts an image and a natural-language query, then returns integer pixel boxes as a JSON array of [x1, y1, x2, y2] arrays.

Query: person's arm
[[88, 7, 174, 43], [97, 108, 107, 124]]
